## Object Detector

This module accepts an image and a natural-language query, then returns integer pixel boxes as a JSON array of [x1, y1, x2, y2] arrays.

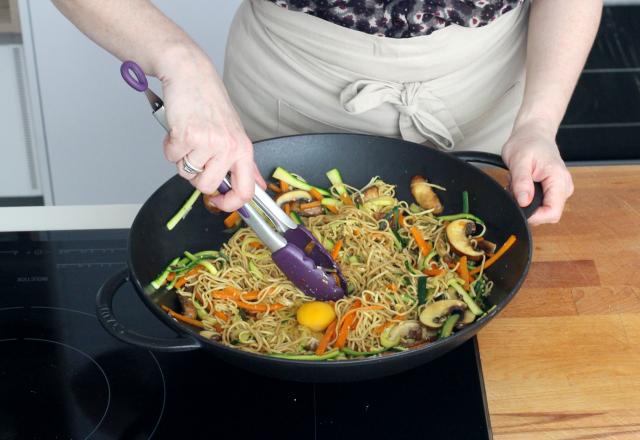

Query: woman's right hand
[[158, 50, 265, 212]]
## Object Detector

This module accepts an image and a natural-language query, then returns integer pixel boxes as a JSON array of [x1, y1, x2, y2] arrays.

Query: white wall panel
[[25, 0, 242, 205], [0, 44, 41, 197]]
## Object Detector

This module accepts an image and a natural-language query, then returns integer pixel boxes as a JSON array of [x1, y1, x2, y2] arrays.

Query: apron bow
[[340, 79, 462, 150]]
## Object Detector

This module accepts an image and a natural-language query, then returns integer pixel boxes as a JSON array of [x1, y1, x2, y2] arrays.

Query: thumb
[[509, 159, 535, 207]]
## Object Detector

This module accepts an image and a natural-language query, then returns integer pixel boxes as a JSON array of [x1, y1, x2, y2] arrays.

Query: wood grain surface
[[478, 166, 640, 439]]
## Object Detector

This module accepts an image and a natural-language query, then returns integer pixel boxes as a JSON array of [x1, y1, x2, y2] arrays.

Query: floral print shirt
[[267, 0, 524, 38]]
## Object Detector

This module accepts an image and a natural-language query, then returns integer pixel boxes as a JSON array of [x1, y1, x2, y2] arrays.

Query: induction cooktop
[[0, 229, 491, 439]]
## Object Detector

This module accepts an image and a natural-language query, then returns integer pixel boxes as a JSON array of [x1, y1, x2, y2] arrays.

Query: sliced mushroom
[[419, 300, 467, 328], [446, 219, 485, 261], [380, 320, 421, 348], [362, 186, 379, 202], [306, 337, 319, 351], [275, 190, 312, 206], [410, 175, 443, 214], [299, 206, 323, 217], [436, 239, 450, 259], [476, 239, 497, 255], [202, 192, 222, 214], [443, 286, 458, 301], [178, 295, 197, 319], [442, 253, 455, 266], [455, 309, 476, 329], [364, 196, 396, 208]]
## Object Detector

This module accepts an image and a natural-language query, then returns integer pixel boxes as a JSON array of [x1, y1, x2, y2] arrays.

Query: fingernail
[[517, 192, 529, 206]]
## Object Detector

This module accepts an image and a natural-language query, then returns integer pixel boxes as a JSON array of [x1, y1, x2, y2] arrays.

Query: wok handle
[[452, 151, 543, 219], [96, 268, 201, 352]]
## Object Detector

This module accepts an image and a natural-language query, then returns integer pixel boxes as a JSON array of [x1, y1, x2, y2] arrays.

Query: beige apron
[[224, 0, 529, 154]]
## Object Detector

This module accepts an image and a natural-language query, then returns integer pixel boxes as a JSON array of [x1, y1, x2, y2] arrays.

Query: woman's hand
[[159, 51, 265, 212], [501, 120, 574, 225]]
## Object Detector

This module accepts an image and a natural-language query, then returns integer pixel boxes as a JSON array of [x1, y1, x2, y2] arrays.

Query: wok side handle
[[452, 151, 543, 219], [96, 268, 201, 352]]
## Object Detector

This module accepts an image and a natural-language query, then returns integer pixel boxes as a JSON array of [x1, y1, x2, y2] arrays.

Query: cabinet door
[[0, 44, 40, 197], [24, 0, 242, 205]]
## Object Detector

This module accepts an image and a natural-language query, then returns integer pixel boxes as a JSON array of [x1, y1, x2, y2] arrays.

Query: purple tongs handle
[[121, 61, 148, 92]]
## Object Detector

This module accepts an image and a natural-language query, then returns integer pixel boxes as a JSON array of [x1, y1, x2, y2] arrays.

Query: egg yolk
[[296, 301, 336, 332]]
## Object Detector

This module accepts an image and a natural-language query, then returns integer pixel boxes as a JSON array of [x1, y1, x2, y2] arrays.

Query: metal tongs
[[120, 61, 346, 300]]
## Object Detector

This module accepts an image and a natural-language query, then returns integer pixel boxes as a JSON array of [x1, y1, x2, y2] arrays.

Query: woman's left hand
[[501, 120, 574, 225]]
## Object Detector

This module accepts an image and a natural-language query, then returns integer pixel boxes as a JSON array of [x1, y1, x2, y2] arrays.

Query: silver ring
[[182, 155, 204, 174]]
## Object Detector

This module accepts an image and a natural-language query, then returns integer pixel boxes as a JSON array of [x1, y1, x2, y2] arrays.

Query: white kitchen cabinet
[[21, 0, 242, 205], [0, 43, 41, 198]]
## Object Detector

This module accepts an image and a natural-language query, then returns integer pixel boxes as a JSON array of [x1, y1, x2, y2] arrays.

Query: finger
[[566, 171, 575, 197], [253, 163, 267, 189], [527, 175, 566, 225], [163, 130, 190, 163], [210, 156, 256, 212], [182, 141, 214, 174], [191, 151, 231, 195], [176, 160, 197, 181], [508, 158, 535, 207]]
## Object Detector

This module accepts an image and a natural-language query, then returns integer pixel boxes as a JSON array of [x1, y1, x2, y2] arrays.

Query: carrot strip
[[373, 312, 408, 335], [335, 303, 385, 349], [470, 235, 517, 275], [331, 239, 343, 260], [326, 204, 339, 215], [341, 305, 384, 323], [335, 300, 361, 348], [353, 228, 360, 237], [340, 193, 354, 206], [279, 180, 289, 192], [398, 211, 406, 228], [386, 283, 397, 292], [211, 288, 259, 301], [175, 267, 200, 288], [457, 255, 471, 288], [303, 241, 316, 255], [300, 200, 321, 210], [214, 310, 229, 322], [235, 301, 285, 313], [315, 319, 338, 356], [161, 305, 205, 329], [309, 188, 324, 201], [166, 272, 176, 282], [283, 203, 291, 215], [185, 268, 200, 278], [410, 226, 432, 256], [373, 321, 392, 335], [248, 241, 264, 249], [423, 267, 445, 277], [224, 211, 241, 229], [240, 291, 261, 301], [338, 307, 384, 346], [268, 183, 282, 193], [174, 277, 188, 289]]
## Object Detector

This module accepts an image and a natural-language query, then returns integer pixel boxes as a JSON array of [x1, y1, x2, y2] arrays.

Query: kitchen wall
[[558, 3, 640, 161], [19, 0, 243, 206]]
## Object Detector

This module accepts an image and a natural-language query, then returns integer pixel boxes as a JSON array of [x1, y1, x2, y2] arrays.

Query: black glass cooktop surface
[[0, 229, 491, 440]]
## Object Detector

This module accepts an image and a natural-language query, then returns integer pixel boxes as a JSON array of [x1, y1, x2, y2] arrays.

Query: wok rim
[[126, 133, 533, 367]]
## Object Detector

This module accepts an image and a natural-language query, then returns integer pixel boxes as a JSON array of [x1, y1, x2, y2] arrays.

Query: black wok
[[97, 134, 541, 382]]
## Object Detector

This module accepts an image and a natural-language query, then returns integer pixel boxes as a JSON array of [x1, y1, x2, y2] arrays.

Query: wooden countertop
[[479, 165, 640, 439]]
